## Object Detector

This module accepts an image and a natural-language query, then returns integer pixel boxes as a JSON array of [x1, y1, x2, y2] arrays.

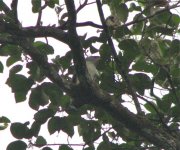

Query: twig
[[162, 66, 180, 105], [76, 0, 88, 13], [96, 0, 143, 115], [77, 0, 96, 13], [122, 2, 180, 28], [137, 94, 171, 132], [36, 4, 48, 26], [58, 21, 102, 30]]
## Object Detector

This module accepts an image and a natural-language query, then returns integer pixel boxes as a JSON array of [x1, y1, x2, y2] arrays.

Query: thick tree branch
[[0, 21, 69, 44], [65, 0, 89, 84], [0, 1, 11, 14], [96, 0, 142, 115]]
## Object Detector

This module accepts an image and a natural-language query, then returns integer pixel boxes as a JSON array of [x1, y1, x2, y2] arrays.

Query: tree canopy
[[0, 0, 180, 150]]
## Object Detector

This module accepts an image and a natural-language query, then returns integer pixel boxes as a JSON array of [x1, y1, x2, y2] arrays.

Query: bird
[[72, 56, 100, 84]]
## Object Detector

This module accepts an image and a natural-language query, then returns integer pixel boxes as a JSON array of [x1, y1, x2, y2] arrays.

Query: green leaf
[[131, 13, 144, 35], [14, 92, 27, 103], [48, 116, 61, 135], [6, 74, 34, 102], [34, 108, 55, 124], [33, 41, 54, 55], [169, 14, 180, 27], [171, 106, 180, 119], [0, 116, 10, 130], [114, 26, 132, 38], [41, 82, 63, 105], [29, 86, 49, 110], [59, 145, 73, 150], [78, 120, 101, 143], [129, 73, 151, 95], [0, 61, 3, 73], [32, 0, 41, 13], [132, 58, 158, 73], [97, 141, 111, 150], [7, 140, 27, 150], [58, 117, 74, 137], [152, 26, 174, 36], [35, 136, 47, 147], [6, 55, 21, 67], [0, 116, 10, 123], [10, 122, 29, 139], [117, 3, 129, 23], [152, 11, 172, 25], [157, 94, 172, 113], [48, 116, 74, 136], [119, 39, 140, 61], [29, 121, 41, 137], [144, 102, 157, 114], [27, 61, 46, 82], [169, 39, 180, 55], [99, 44, 112, 61], [42, 147, 53, 150], [6, 74, 33, 92], [46, 0, 59, 8], [0, 44, 21, 56], [10, 65, 23, 75], [59, 95, 71, 108], [129, 3, 141, 12], [84, 146, 95, 150]]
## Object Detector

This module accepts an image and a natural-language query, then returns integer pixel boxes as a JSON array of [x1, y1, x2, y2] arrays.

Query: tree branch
[[122, 2, 180, 28], [0, 21, 69, 44], [58, 21, 102, 30], [0, 1, 11, 14], [64, 0, 89, 84], [36, 3, 48, 26], [96, 0, 143, 115]]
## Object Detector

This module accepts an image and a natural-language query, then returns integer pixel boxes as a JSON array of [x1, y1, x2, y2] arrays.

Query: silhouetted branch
[[36, 3, 48, 26], [122, 2, 180, 27], [65, 0, 89, 84], [96, 0, 143, 115]]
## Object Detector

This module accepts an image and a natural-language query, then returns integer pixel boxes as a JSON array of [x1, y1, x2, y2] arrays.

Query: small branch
[[162, 66, 180, 105], [32, 143, 84, 147], [122, 2, 180, 28], [36, 4, 48, 26], [76, 21, 102, 28], [10, 0, 19, 24], [96, 0, 143, 115], [76, 0, 96, 13], [76, 0, 88, 13], [58, 21, 102, 30]]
